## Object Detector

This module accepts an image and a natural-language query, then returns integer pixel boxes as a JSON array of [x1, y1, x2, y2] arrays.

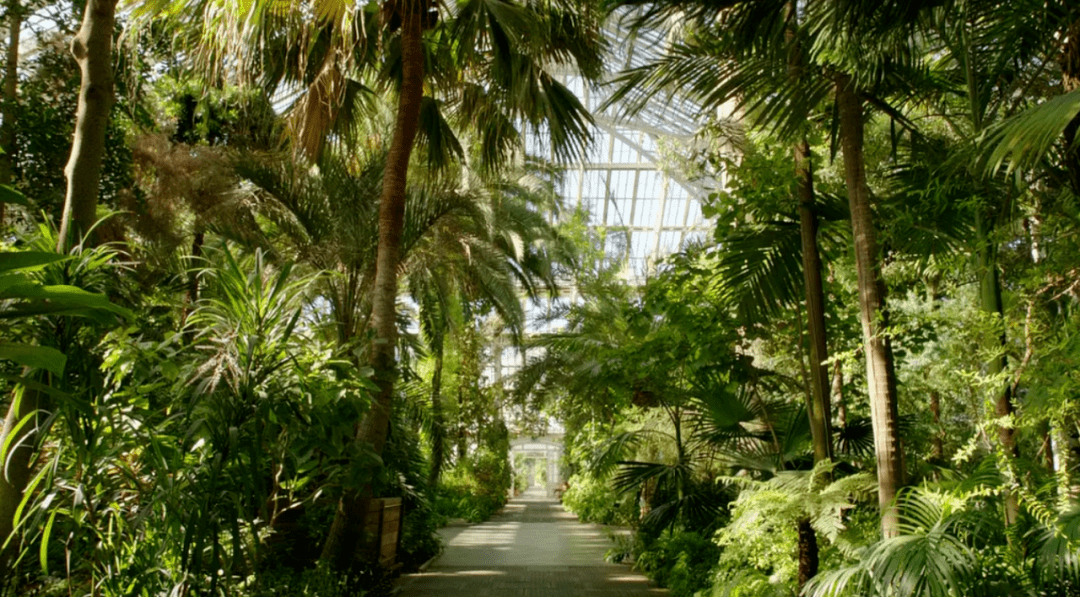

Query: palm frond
[[982, 89, 1080, 177]]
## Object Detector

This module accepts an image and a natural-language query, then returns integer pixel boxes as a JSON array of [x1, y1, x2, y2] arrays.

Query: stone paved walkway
[[397, 488, 667, 596]]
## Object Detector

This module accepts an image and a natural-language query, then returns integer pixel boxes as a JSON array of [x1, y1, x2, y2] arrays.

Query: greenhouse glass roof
[[496, 23, 724, 383], [532, 24, 717, 284]]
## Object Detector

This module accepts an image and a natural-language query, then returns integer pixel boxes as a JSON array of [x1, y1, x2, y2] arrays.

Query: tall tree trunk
[[925, 279, 944, 466], [1037, 420, 1054, 472], [56, 0, 117, 253], [1053, 426, 1073, 505], [796, 517, 819, 590], [456, 385, 467, 461], [1061, 17, 1080, 195], [320, 0, 425, 569], [930, 390, 943, 462], [787, 8, 829, 577], [2, 0, 115, 572], [833, 360, 845, 429], [975, 211, 1020, 525], [836, 73, 904, 539], [428, 337, 445, 488], [0, 382, 50, 572], [796, 137, 833, 466], [0, 0, 22, 228]]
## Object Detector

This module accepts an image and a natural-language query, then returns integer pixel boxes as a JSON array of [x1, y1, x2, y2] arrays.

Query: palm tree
[[606, 0, 840, 465], [603, 0, 966, 538], [235, 144, 572, 555], [407, 166, 570, 486], [132, 0, 603, 565]]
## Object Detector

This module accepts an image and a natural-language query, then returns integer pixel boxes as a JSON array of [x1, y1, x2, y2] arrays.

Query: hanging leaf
[[0, 185, 30, 207], [0, 344, 67, 376]]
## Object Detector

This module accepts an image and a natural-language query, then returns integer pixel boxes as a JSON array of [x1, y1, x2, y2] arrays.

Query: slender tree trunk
[[1061, 17, 1080, 195], [3, 1, 115, 571], [57, 0, 117, 253], [1037, 420, 1054, 472], [975, 211, 1020, 525], [428, 338, 445, 488], [1024, 215, 1058, 475], [833, 360, 845, 430], [321, 0, 425, 569], [0, 384, 50, 572], [786, 9, 829, 579], [930, 390, 943, 462], [924, 278, 944, 466], [1053, 426, 1073, 504], [835, 73, 904, 539], [796, 137, 833, 466], [456, 385, 467, 461], [0, 0, 22, 228], [180, 229, 204, 338]]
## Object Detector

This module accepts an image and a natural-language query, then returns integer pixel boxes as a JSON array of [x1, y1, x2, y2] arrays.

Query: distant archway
[[509, 436, 564, 497]]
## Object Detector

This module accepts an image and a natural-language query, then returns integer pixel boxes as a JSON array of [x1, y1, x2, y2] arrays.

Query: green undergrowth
[[434, 447, 512, 523], [560, 473, 638, 526]]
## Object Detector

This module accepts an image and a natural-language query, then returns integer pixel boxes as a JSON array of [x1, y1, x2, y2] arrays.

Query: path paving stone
[[397, 488, 667, 596]]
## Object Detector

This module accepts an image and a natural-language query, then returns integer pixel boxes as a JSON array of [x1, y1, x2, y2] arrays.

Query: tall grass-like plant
[[5, 244, 375, 596], [0, 221, 133, 590], [170, 246, 373, 593]]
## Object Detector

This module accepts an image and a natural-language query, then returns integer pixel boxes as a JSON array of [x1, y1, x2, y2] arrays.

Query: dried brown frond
[[128, 134, 239, 250]]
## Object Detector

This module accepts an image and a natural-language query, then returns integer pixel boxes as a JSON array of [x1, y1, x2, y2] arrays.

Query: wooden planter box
[[363, 497, 403, 568]]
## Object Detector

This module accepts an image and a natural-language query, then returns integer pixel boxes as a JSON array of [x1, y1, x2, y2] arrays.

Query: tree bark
[[787, 7, 828, 577], [797, 517, 819, 590], [930, 390, 943, 462], [835, 73, 904, 539], [0, 0, 21, 228], [3, 0, 115, 572], [833, 360, 845, 429], [1061, 17, 1080, 195], [428, 338, 445, 488], [320, 0, 425, 569], [975, 210, 1020, 525], [456, 385, 467, 461], [56, 0, 117, 253], [796, 137, 833, 466], [1037, 419, 1054, 472]]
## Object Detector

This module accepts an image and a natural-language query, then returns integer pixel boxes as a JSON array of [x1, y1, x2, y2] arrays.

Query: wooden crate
[[363, 497, 403, 568]]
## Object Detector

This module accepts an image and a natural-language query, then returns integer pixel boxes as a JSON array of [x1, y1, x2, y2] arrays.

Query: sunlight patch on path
[[397, 490, 668, 596]]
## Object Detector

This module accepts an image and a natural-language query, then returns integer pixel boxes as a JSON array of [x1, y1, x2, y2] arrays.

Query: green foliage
[[560, 473, 638, 526], [435, 441, 512, 523], [3, 243, 376, 596], [635, 529, 721, 597]]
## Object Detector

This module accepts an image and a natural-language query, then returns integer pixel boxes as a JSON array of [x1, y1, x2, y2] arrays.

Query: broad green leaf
[[0, 252, 68, 274], [0, 185, 29, 207], [0, 374, 73, 401], [0, 283, 132, 318], [0, 344, 66, 375]]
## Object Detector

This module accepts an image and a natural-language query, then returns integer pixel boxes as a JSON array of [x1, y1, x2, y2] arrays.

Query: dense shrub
[[560, 473, 638, 526], [434, 446, 512, 522], [397, 506, 443, 570], [635, 529, 722, 597]]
